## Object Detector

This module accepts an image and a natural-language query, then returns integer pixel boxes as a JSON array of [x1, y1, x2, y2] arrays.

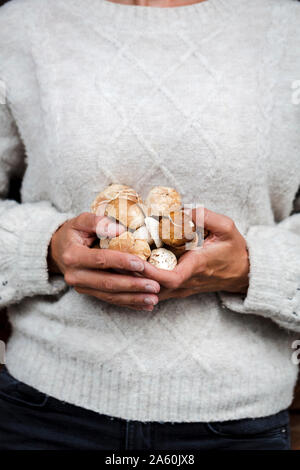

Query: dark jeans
[[0, 366, 291, 450]]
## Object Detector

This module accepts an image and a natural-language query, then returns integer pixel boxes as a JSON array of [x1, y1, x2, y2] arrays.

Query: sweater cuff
[[218, 226, 300, 324], [0, 203, 72, 306], [16, 207, 71, 298]]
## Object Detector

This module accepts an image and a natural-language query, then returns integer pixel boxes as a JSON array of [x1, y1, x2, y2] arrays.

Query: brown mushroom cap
[[169, 232, 199, 257], [108, 232, 151, 261], [105, 197, 145, 231], [90, 184, 133, 215], [145, 186, 182, 217], [99, 238, 110, 249], [133, 239, 152, 261], [159, 210, 196, 247]]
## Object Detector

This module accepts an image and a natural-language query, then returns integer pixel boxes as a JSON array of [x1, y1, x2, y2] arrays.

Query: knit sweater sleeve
[[0, 103, 71, 308], [218, 191, 300, 332], [0, 2, 72, 307]]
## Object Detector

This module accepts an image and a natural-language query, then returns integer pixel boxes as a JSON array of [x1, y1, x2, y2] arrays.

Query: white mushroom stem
[[145, 186, 182, 217], [144, 217, 163, 248], [133, 225, 153, 245], [108, 232, 151, 261], [105, 197, 145, 231]]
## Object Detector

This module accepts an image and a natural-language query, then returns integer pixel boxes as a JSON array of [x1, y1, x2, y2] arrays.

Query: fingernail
[[144, 297, 157, 305], [130, 260, 144, 272], [145, 284, 158, 293]]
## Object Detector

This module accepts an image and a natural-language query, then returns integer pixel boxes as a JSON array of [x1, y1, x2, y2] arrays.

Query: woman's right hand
[[47, 212, 160, 311]]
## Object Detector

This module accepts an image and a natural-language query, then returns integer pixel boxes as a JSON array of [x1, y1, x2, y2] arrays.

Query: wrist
[[47, 234, 61, 274], [225, 248, 250, 294]]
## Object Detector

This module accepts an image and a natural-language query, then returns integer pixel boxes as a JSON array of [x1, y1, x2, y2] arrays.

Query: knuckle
[[167, 276, 181, 290], [62, 248, 75, 267], [206, 267, 214, 277], [64, 269, 77, 286], [95, 251, 108, 269], [127, 279, 138, 291], [77, 212, 90, 223], [163, 280, 173, 290], [223, 218, 235, 233], [103, 293, 115, 304], [174, 272, 184, 289], [117, 258, 127, 271], [198, 257, 207, 273], [173, 279, 182, 290], [168, 281, 177, 290], [102, 278, 115, 292]]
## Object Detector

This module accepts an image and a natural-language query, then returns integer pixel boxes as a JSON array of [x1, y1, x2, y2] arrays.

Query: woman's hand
[[143, 208, 250, 302], [47, 212, 160, 311]]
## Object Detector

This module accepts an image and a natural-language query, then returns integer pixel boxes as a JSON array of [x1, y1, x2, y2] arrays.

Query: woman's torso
[[1, 0, 300, 422]]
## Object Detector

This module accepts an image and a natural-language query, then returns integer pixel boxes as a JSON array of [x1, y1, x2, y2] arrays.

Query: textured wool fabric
[[0, 0, 300, 422]]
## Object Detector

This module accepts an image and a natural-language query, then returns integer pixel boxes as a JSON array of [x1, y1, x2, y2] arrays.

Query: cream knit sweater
[[0, 0, 300, 422]]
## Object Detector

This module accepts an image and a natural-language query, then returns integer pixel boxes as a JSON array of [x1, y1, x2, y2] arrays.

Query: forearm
[[218, 215, 300, 332], [0, 199, 71, 307]]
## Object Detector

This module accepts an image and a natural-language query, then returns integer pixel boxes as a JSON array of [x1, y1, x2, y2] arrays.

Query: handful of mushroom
[[90, 184, 208, 270]]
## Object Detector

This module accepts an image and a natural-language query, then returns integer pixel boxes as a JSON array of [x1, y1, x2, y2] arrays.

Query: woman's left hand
[[143, 208, 250, 302]]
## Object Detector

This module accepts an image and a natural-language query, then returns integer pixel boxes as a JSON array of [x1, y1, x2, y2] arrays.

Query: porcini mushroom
[[169, 233, 199, 257], [148, 248, 177, 270], [90, 184, 133, 216], [105, 197, 145, 231], [108, 232, 151, 261], [159, 210, 196, 247], [133, 240, 152, 261], [145, 186, 182, 217], [99, 238, 110, 249], [133, 225, 153, 245], [144, 216, 163, 248]]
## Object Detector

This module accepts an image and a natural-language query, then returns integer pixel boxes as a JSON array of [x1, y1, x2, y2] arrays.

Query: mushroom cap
[[91, 184, 131, 215], [99, 238, 110, 249], [145, 186, 182, 217], [133, 239, 152, 261], [159, 210, 196, 247], [169, 232, 199, 257], [108, 231, 135, 252], [148, 248, 177, 271], [91, 184, 141, 215], [108, 232, 151, 261], [105, 197, 145, 231]]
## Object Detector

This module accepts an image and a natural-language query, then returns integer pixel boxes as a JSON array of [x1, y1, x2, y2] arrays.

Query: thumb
[[72, 212, 104, 234], [72, 212, 126, 239], [96, 216, 126, 239], [191, 207, 232, 235]]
